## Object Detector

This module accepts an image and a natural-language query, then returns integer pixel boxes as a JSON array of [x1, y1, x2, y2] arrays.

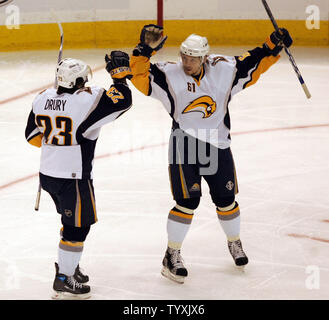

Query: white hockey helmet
[[56, 58, 92, 89], [180, 34, 209, 58]]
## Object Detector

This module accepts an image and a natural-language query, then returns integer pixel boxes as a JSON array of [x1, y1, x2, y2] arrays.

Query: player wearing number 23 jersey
[[24, 51, 133, 299], [25, 72, 131, 180]]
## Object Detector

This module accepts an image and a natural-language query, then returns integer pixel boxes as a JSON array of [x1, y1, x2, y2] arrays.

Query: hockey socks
[[216, 201, 241, 241], [167, 204, 194, 249], [58, 239, 84, 276]]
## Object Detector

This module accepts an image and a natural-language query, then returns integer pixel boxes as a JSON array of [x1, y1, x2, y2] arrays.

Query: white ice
[[0, 46, 328, 300]]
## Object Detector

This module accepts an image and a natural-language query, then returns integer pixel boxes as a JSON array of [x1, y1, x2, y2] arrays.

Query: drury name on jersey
[[44, 98, 67, 111]]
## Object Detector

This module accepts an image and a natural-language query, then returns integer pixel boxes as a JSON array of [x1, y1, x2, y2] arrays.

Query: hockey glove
[[263, 28, 293, 56], [133, 24, 168, 58], [105, 50, 133, 83]]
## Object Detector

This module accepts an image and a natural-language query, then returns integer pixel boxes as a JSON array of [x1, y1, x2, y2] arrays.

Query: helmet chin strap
[[191, 57, 204, 77]]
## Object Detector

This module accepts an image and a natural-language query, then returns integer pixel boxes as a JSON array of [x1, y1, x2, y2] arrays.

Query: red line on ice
[[233, 123, 329, 135], [288, 233, 329, 244], [0, 173, 38, 190]]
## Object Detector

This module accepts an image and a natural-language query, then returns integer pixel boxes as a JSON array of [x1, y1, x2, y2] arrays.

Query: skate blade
[[235, 265, 246, 272], [234, 257, 248, 272], [161, 267, 185, 284], [52, 290, 91, 300]]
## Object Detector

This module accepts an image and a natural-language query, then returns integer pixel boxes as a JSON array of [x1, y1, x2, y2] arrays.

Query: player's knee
[[212, 195, 235, 209], [176, 197, 200, 210], [62, 224, 91, 242]]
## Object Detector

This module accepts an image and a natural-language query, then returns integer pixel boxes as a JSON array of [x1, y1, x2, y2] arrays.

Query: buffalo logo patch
[[182, 96, 216, 119]]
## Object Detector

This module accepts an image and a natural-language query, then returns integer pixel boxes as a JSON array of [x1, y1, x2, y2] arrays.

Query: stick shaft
[[262, 0, 279, 31], [261, 0, 311, 99], [284, 47, 311, 98], [35, 16, 64, 212], [57, 22, 64, 63], [34, 183, 41, 211], [54, 21, 64, 88]]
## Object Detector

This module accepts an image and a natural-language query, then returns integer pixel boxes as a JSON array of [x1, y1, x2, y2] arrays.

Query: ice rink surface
[[0, 45, 328, 300]]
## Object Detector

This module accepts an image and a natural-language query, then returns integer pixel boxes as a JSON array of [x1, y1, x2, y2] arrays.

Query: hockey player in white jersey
[[25, 51, 132, 298], [130, 25, 292, 283]]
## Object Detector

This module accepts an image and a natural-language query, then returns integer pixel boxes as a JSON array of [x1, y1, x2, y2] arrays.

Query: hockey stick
[[55, 23, 64, 83], [261, 0, 311, 99], [54, 12, 64, 88], [34, 183, 41, 211], [34, 15, 64, 211]]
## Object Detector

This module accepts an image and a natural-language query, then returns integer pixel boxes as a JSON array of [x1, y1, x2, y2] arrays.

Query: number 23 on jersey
[[36, 115, 73, 146], [106, 87, 124, 103]]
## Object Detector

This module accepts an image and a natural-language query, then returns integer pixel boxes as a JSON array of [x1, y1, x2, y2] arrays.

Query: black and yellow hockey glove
[[263, 28, 293, 56], [133, 24, 168, 58], [105, 51, 133, 83]]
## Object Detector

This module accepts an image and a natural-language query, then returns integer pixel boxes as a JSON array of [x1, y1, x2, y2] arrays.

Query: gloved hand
[[133, 24, 168, 58], [105, 50, 132, 83], [263, 28, 293, 56]]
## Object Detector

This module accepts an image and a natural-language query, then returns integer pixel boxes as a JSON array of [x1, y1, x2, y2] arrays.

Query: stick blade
[[34, 186, 41, 211], [302, 83, 312, 99]]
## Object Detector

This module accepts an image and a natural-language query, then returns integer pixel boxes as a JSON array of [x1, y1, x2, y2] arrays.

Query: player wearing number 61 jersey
[[130, 24, 293, 284], [25, 51, 132, 299]]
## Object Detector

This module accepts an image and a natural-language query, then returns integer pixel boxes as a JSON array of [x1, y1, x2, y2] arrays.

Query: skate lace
[[170, 249, 185, 268], [231, 241, 245, 258], [67, 276, 83, 289]]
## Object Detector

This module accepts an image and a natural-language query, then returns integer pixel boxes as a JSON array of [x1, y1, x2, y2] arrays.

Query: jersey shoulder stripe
[[150, 63, 176, 118]]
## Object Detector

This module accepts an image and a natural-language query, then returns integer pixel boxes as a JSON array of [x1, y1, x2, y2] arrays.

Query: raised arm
[[231, 28, 292, 95], [130, 24, 167, 96], [76, 51, 133, 142]]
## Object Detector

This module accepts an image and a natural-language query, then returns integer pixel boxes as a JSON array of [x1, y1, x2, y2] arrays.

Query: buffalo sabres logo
[[182, 96, 216, 119]]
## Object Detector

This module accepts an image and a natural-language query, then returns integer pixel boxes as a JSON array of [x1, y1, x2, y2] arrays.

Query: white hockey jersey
[[131, 46, 280, 149], [25, 84, 132, 179]]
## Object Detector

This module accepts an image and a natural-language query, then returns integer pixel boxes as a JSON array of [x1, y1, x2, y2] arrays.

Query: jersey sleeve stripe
[[231, 64, 258, 96], [244, 55, 280, 88], [231, 46, 280, 96], [77, 88, 131, 142], [27, 132, 43, 148], [26, 127, 41, 141], [25, 109, 41, 147]]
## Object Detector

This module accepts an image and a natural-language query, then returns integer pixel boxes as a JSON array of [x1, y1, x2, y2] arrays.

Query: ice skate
[[161, 247, 188, 284], [52, 263, 91, 300], [228, 239, 248, 269], [74, 264, 89, 283]]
